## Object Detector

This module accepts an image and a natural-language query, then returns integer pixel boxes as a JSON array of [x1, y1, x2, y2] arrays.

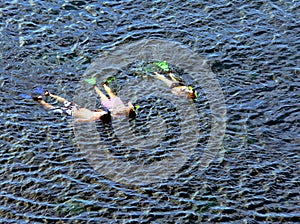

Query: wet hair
[[128, 108, 136, 120], [100, 111, 112, 124]]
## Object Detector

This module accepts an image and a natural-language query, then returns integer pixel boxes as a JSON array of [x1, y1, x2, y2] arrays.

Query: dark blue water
[[1, 0, 299, 223]]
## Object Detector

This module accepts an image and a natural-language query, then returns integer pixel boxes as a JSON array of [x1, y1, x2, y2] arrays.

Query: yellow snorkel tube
[[188, 86, 198, 100]]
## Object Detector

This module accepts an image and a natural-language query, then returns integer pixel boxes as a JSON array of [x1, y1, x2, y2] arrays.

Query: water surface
[[0, 0, 299, 223]]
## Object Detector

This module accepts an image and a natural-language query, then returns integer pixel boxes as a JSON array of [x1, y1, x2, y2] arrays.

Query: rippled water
[[1, 0, 299, 223]]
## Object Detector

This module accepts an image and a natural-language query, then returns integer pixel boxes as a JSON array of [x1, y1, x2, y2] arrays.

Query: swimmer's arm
[[39, 100, 55, 110], [48, 93, 68, 104], [153, 71, 164, 80], [168, 73, 179, 82], [154, 72, 173, 87]]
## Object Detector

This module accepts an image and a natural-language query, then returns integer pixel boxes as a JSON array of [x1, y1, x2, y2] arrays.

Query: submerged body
[[94, 84, 136, 119], [34, 92, 110, 123], [154, 72, 197, 99]]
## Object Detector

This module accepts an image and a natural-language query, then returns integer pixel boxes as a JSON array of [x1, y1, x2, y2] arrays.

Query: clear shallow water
[[1, 0, 299, 223]]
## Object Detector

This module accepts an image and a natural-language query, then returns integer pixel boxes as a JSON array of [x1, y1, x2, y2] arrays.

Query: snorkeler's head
[[126, 102, 137, 120], [188, 86, 198, 100], [128, 108, 136, 120], [171, 85, 197, 99], [99, 110, 112, 124]]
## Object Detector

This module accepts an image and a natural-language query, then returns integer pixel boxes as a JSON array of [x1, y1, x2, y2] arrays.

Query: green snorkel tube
[[134, 105, 140, 111]]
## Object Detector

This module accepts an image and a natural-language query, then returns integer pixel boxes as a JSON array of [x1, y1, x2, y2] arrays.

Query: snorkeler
[[32, 91, 111, 123], [153, 71, 197, 99], [137, 61, 197, 99], [93, 82, 136, 119]]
